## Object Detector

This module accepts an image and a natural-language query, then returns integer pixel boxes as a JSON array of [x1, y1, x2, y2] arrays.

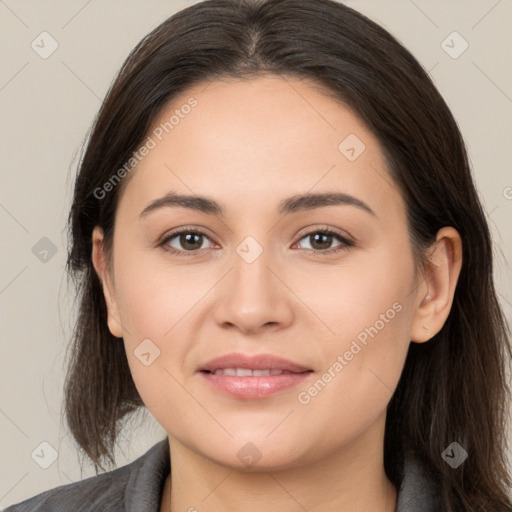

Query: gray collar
[[396, 449, 441, 511]]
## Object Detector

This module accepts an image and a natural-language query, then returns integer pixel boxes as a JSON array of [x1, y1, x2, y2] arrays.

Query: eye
[[294, 228, 354, 254], [160, 229, 214, 256], [159, 226, 354, 257]]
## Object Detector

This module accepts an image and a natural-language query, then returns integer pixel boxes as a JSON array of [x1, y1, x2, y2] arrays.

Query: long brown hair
[[64, 0, 512, 509]]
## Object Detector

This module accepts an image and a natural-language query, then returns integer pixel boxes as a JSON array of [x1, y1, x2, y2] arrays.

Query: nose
[[212, 245, 295, 335]]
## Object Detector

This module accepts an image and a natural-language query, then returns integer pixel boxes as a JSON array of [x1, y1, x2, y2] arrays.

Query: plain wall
[[1, 0, 511, 507]]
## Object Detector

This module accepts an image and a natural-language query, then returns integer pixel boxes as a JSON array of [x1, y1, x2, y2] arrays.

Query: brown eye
[[161, 229, 212, 254], [296, 229, 354, 254], [307, 232, 335, 251]]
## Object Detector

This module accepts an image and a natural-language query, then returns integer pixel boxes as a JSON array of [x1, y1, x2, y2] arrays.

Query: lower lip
[[199, 371, 313, 399]]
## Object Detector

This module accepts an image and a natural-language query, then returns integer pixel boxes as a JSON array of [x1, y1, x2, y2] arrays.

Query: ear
[[410, 226, 463, 343], [91, 225, 124, 338]]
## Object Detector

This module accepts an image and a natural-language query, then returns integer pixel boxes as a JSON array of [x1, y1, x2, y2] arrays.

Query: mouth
[[198, 353, 314, 399], [201, 368, 308, 376]]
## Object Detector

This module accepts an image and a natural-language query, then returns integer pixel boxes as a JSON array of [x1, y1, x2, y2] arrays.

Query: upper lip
[[199, 352, 312, 373]]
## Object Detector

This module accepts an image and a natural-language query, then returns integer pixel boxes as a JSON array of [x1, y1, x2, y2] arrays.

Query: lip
[[198, 352, 312, 373], [198, 352, 314, 400]]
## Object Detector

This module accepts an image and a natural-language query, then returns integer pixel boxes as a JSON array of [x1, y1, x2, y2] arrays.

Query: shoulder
[[3, 437, 170, 512]]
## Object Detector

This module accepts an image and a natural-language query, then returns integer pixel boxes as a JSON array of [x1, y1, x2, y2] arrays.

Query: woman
[[5, 0, 512, 510]]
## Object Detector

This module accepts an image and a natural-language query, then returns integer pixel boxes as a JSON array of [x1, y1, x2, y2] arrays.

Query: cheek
[[291, 248, 414, 415], [291, 242, 415, 345], [113, 246, 200, 339], [291, 314, 410, 461], [109, 249, 198, 409]]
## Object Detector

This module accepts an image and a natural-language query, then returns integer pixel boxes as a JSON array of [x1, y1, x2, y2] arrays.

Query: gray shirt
[[4, 437, 441, 511]]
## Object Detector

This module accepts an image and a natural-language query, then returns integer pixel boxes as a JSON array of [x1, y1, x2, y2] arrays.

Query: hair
[[63, 0, 512, 509]]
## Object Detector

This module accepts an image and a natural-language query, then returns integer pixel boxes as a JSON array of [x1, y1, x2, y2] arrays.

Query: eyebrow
[[139, 191, 377, 218]]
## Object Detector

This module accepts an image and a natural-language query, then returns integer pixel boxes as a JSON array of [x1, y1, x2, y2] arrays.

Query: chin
[[200, 438, 314, 473]]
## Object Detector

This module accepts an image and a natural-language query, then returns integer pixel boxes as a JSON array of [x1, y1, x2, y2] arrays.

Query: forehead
[[118, 75, 404, 222]]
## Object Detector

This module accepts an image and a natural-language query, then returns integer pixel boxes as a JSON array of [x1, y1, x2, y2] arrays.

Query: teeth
[[253, 369, 270, 376], [211, 368, 286, 376]]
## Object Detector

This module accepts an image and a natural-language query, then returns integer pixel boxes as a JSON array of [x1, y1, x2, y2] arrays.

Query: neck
[[160, 412, 397, 512]]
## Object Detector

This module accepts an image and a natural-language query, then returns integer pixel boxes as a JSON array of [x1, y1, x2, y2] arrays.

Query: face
[[93, 75, 429, 471]]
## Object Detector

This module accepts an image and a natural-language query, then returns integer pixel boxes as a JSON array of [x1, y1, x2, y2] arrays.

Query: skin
[[91, 75, 462, 512]]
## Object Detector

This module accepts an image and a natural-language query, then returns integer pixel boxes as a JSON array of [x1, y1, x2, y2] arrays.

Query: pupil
[[312, 233, 332, 250], [182, 233, 202, 250]]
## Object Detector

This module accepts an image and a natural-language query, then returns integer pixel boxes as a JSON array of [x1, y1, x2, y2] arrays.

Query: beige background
[[1, 0, 511, 507]]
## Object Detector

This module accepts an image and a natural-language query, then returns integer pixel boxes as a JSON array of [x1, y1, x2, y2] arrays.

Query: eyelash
[[158, 226, 355, 257]]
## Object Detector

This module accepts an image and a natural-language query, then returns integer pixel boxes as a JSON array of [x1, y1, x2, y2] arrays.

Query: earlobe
[[91, 226, 124, 338], [410, 227, 463, 343]]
